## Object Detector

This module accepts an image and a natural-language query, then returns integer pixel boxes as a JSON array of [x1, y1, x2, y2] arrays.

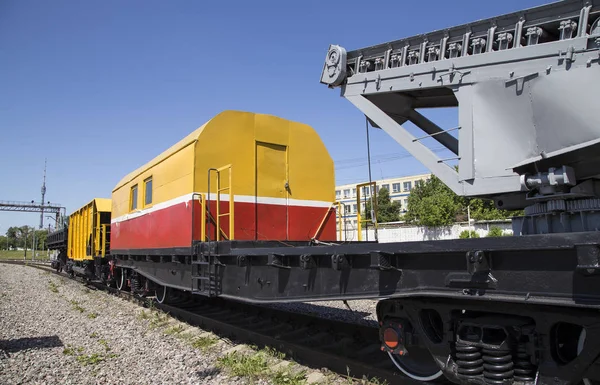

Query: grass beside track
[[0, 249, 50, 261]]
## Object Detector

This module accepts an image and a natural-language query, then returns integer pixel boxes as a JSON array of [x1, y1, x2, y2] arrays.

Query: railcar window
[[144, 177, 152, 206], [130, 184, 138, 211]]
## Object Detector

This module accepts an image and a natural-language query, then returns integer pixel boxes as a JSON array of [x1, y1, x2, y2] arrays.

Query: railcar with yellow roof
[[110, 110, 337, 253], [62, 198, 112, 279]]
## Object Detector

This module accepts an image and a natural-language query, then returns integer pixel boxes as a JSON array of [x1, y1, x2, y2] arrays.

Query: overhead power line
[[334, 147, 447, 171]]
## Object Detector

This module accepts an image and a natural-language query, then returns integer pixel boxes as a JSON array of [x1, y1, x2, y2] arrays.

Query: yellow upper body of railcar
[[110, 110, 337, 252], [67, 198, 112, 261]]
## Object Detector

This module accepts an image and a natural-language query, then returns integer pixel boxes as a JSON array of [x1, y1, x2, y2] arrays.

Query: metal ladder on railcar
[[190, 165, 234, 297], [191, 254, 220, 297]]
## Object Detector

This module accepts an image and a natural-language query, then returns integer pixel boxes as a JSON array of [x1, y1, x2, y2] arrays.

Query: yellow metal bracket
[[208, 165, 234, 241], [336, 202, 345, 241]]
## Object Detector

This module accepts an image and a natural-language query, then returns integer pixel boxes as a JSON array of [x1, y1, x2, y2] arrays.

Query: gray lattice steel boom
[[321, 0, 600, 213]]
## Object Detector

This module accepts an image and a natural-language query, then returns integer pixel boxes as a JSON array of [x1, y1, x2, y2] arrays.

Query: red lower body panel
[[111, 200, 336, 251]]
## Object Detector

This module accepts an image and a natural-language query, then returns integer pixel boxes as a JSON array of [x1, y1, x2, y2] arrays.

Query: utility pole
[[32, 230, 36, 261], [40, 159, 47, 229], [23, 227, 28, 260]]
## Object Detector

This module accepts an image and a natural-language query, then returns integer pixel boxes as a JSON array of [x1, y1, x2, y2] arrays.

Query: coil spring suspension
[[455, 342, 484, 376], [513, 344, 536, 381], [483, 348, 514, 384], [131, 275, 141, 293]]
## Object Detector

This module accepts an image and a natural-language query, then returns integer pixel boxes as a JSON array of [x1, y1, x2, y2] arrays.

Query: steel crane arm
[[321, 0, 600, 209]]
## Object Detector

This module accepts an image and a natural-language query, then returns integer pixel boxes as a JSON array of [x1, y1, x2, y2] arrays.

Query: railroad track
[[0, 259, 436, 385]]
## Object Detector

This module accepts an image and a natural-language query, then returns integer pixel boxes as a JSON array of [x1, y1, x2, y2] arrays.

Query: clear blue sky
[[0, 0, 550, 234]]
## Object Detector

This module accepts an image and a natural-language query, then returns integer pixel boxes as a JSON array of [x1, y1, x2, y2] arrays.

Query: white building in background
[[335, 173, 431, 228]]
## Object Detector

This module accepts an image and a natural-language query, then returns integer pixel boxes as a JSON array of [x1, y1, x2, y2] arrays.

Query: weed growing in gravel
[[76, 352, 119, 366], [263, 346, 286, 360], [70, 300, 85, 313], [366, 378, 389, 385], [341, 368, 389, 385], [87, 312, 98, 319], [48, 280, 59, 293], [137, 310, 150, 320], [90, 332, 99, 338], [217, 350, 269, 380], [164, 324, 185, 336], [62, 343, 118, 366], [218, 349, 307, 384], [77, 353, 105, 365], [177, 332, 195, 342], [98, 339, 111, 352], [62, 344, 84, 356], [190, 335, 217, 351], [148, 311, 170, 329], [270, 368, 307, 385]]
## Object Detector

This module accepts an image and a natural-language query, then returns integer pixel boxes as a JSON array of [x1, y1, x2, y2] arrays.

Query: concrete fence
[[337, 220, 513, 243]]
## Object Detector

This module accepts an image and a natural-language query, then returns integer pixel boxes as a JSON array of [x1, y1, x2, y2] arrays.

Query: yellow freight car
[[66, 198, 112, 279]]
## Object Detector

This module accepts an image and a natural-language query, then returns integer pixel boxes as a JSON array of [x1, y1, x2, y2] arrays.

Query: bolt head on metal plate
[[320, 44, 347, 87]]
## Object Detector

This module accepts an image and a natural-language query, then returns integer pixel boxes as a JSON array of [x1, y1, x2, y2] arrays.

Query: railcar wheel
[[381, 314, 444, 382], [387, 349, 443, 382], [155, 285, 173, 304], [116, 268, 128, 291]]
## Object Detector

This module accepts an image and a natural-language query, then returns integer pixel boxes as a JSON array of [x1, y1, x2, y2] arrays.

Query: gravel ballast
[[0, 264, 383, 385]]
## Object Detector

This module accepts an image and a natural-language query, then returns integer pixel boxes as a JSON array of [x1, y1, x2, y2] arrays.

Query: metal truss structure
[[321, 0, 600, 215], [0, 200, 65, 226]]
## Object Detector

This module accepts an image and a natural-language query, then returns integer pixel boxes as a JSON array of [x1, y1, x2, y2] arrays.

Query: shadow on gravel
[[0, 335, 63, 355], [195, 367, 222, 379], [263, 302, 377, 327]]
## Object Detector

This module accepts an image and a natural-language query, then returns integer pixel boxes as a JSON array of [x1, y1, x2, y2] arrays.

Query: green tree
[[403, 176, 462, 226], [364, 187, 401, 223], [6, 226, 19, 249], [487, 226, 505, 237], [459, 230, 479, 238], [34, 229, 48, 250], [0, 235, 7, 250], [465, 197, 522, 221], [403, 175, 519, 226]]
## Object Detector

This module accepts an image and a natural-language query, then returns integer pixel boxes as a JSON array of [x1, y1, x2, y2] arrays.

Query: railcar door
[[255, 141, 288, 240]]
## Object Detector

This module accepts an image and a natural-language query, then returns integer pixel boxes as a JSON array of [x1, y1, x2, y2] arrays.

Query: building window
[[381, 184, 389, 192], [344, 205, 351, 214], [404, 181, 412, 191], [335, 190, 341, 199], [392, 183, 401, 193], [352, 188, 356, 197], [353, 204, 357, 213], [404, 199, 409, 208], [130, 184, 138, 211], [343, 189, 351, 198], [144, 177, 153, 206]]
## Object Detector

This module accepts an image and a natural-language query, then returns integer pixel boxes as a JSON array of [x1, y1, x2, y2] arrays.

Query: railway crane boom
[[321, 0, 600, 235]]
